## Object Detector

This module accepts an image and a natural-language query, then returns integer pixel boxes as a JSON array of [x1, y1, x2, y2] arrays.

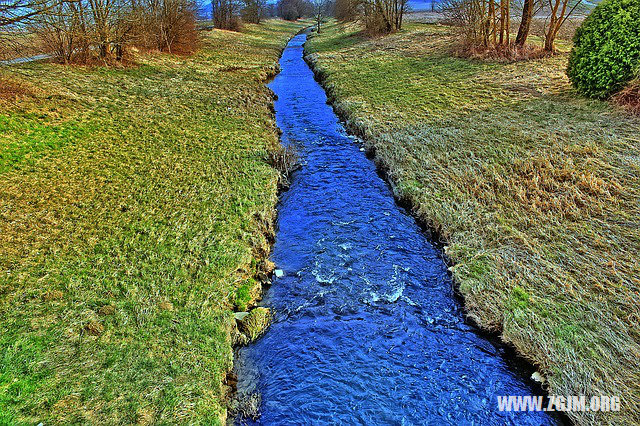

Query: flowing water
[[235, 33, 557, 425], [0, 54, 50, 66]]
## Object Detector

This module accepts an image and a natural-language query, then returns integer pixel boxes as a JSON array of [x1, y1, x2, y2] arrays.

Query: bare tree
[[443, 0, 583, 53], [1, 0, 56, 28], [30, 0, 197, 63], [140, 0, 198, 52], [334, 0, 357, 21], [515, 0, 534, 46], [241, 0, 266, 23], [276, 0, 312, 20], [348, 0, 409, 33], [32, 0, 134, 61], [543, 0, 582, 51], [32, 0, 90, 63], [212, 0, 241, 29], [443, 0, 520, 49], [312, 0, 329, 32], [499, 0, 510, 44], [84, 0, 133, 58], [1, 0, 59, 58], [443, 0, 493, 46]]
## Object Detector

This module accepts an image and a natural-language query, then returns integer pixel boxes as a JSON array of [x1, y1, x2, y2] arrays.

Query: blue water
[[0, 54, 50, 66], [235, 33, 556, 425]]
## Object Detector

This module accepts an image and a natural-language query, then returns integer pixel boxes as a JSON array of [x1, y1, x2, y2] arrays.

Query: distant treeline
[[210, 0, 333, 29]]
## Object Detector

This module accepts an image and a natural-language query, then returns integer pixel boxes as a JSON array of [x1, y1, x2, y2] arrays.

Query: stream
[[0, 54, 50, 66], [235, 33, 557, 425]]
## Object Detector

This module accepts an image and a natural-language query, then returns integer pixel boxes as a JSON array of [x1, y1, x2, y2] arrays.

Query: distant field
[[0, 31, 43, 61], [307, 21, 640, 425], [0, 20, 304, 423]]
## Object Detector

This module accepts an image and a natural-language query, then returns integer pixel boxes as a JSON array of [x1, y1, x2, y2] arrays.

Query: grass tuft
[[267, 143, 301, 188]]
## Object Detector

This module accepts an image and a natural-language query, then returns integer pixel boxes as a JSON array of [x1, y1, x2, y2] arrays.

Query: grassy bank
[[306, 22, 639, 425], [0, 20, 304, 424]]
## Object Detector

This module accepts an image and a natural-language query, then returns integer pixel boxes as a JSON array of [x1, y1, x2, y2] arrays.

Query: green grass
[[307, 21, 640, 425], [0, 19, 305, 424]]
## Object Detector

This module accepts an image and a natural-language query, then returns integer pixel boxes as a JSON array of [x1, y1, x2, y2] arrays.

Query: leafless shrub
[[32, 0, 91, 63], [135, 0, 199, 53]]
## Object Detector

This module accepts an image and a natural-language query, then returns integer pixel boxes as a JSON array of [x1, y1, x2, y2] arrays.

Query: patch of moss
[[235, 282, 252, 312], [509, 286, 530, 310], [238, 307, 272, 342]]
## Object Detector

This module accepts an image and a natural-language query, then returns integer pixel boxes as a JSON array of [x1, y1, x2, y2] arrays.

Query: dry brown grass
[[455, 42, 553, 62], [267, 144, 300, 188], [0, 77, 33, 99], [613, 79, 640, 116]]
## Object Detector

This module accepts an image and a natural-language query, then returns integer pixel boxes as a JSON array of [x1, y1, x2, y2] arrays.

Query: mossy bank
[[0, 20, 305, 424], [305, 21, 640, 425]]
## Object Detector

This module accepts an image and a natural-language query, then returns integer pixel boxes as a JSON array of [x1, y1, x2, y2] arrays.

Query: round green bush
[[567, 0, 640, 99]]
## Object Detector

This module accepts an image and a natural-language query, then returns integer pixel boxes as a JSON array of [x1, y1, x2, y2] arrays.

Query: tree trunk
[[505, 0, 510, 45], [544, 15, 557, 51], [544, 25, 558, 51], [544, 0, 561, 51], [515, 0, 533, 46], [489, 0, 496, 45], [499, 0, 505, 44]]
